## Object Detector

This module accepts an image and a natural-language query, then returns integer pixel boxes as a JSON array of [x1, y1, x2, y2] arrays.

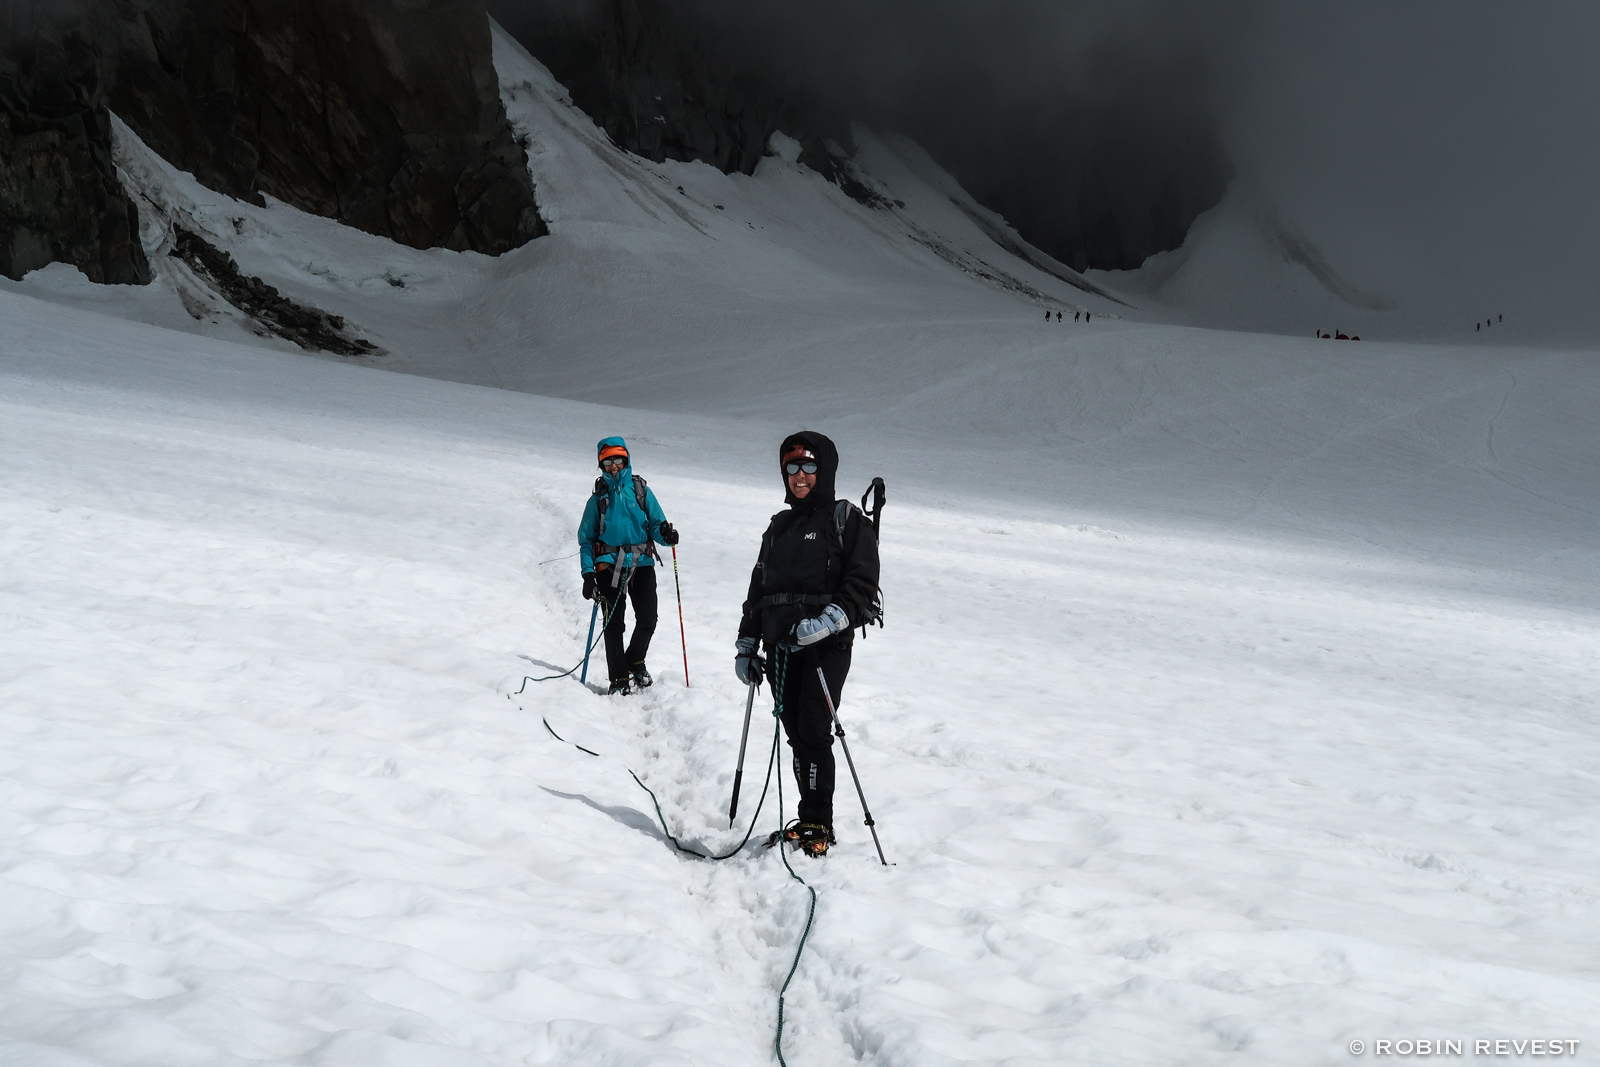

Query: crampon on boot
[[765, 821, 834, 857], [607, 677, 632, 696], [630, 662, 653, 689]]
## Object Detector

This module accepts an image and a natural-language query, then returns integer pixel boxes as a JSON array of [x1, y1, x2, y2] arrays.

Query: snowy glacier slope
[[2, 16, 1600, 1067], [5, 291, 1600, 1065]]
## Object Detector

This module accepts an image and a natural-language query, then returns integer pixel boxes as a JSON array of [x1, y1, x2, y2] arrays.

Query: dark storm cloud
[[1219, 1, 1600, 326], [702, 0, 1600, 319], [684, 0, 1256, 269], [492, 0, 1250, 268], [494, 0, 1599, 316]]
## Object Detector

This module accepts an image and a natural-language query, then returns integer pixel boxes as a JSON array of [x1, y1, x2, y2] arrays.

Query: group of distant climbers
[[1317, 312, 1508, 341], [1045, 310, 1091, 323]]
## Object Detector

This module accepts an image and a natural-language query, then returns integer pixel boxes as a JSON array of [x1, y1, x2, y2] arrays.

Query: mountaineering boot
[[608, 676, 632, 696], [782, 822, 834, 857], [630, 662, 653, 689]]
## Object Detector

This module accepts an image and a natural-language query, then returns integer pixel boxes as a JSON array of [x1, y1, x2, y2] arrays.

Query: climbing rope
[[527, 645, 820, 1066], [512, 561, 634, 689]]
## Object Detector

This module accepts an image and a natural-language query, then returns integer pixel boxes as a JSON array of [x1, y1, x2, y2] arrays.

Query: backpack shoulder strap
[[834, 499, 855, 540], [632, 474, 649, 513]]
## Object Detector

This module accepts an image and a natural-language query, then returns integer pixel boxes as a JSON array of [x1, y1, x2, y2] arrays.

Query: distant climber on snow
[[578, 437, 678, 695], [735, 432, 881, 858]]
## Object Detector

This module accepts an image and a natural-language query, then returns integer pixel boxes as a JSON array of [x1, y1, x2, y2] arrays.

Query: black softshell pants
[[597, 564, 657, 683], [769, 641, 851, 830]]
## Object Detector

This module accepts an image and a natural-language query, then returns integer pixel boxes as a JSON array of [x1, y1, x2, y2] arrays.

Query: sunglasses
[[601, 457, 626, 468], [785, 461, 818, 475]]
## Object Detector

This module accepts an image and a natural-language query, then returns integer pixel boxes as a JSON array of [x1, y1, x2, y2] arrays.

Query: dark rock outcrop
[[1, 0, 544, 286], [172, 228, 378, 356], [0, 1, 150, 284], [103, 0, 546, 255]]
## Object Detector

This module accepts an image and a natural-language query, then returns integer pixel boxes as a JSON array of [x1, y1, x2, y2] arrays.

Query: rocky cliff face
[[491, 0, 1226, 272], [104, 0, 546, 255], [0, 0, 544, 285], [0, 1, 150, 284], [490, 0, 878, 202]]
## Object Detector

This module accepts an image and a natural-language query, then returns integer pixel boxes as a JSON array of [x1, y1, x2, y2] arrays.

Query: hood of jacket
[[779, 430, 838, 512], [596, 435, 630, 468], [596, 436, 637, 498]]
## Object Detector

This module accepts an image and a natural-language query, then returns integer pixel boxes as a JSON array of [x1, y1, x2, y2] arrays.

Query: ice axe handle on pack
[[861, 476, 886, 537]]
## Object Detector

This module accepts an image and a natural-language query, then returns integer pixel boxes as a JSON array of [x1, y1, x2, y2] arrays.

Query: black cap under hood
[[779, 431, 838, 512]]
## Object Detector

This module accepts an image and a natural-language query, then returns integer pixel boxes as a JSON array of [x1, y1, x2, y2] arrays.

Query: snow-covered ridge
[[4, 21, 1126, 400]]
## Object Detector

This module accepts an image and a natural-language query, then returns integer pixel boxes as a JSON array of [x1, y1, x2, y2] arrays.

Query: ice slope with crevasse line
[[1, 20, 1598, 1067]]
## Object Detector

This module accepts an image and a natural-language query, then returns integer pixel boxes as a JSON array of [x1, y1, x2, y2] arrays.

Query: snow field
[[5, 298, 1600, 1065]]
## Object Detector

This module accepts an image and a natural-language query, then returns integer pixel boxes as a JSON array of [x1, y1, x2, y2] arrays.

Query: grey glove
[[792, 603, 849, 647], [735, 636, 766, 686]]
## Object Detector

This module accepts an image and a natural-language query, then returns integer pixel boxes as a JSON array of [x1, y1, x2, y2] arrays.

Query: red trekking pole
[[670, 545, 690, 687]]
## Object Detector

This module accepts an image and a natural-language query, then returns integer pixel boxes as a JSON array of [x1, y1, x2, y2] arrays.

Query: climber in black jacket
[[735, 431, 880, 856]]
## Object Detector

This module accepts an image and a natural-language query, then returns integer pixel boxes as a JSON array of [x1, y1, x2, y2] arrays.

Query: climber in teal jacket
[[577, 436, 679, 694]]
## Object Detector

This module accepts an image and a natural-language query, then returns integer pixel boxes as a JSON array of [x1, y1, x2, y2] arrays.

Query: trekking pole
[[670, 545, 690, 687], [814, 667, 889, 865], [728, 677, 758, 826], [579, 599, 599, 685]]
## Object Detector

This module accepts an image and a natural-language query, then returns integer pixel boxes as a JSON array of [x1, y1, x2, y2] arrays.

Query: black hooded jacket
[[738, 431, 880, 650]]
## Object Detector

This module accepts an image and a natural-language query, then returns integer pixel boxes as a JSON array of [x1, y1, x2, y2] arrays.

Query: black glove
[[659, 521, 680, 546], [582, 572, 596, 600]]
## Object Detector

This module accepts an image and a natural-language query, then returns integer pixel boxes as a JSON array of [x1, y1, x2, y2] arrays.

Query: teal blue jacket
[[578, 437, 669, 572]]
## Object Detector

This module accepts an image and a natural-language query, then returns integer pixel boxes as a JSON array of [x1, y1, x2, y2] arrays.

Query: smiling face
[[787, 468, 817, 498]]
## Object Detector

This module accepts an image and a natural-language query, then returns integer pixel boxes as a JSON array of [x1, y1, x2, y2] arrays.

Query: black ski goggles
[[784, 461, 818, 475]]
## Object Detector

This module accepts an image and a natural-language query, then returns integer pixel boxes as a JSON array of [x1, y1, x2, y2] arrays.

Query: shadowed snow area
[[1, 22, 1598, 1067]]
